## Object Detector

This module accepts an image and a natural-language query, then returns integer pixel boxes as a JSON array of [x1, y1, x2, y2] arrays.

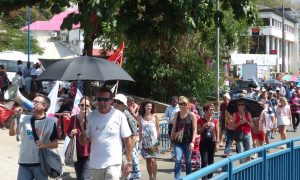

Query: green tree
[[0, 0, 259, 102], [0, 23, 43, 54], [1, 6, 52, 29]]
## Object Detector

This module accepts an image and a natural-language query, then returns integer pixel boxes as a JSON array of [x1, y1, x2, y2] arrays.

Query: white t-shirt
[[86, 107, 131, 169]]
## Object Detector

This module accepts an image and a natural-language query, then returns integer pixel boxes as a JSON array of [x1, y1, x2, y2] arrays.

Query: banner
[[47, 81, 60, 117]]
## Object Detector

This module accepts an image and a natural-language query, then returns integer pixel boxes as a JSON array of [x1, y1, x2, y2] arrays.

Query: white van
[[0, 51, 39, 81]]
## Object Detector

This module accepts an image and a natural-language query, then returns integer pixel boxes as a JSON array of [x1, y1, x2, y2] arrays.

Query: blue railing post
[[262, 146, 267, 180], [290, 140, 294, 180]]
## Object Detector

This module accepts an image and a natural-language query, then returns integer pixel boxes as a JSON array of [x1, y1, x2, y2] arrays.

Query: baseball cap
[[113, 94, 127, 106]]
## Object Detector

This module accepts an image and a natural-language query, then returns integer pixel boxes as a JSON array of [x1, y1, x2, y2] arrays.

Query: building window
[[262, 18, 270, 26], [249, 36, 266, 54]]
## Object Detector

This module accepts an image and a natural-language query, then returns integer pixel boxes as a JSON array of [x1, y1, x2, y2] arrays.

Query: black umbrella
[[37, 56, 134, 130], [226, 97, 264, 118], [37, 56, 134, 81]]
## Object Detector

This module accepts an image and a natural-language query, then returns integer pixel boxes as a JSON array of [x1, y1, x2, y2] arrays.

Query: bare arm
[[9, 116, 17, 136], [246, 113, 254, 128], [155, 114, 160, 140], [215, 120, 220, 142], [171, 112, 178, 140], [138, 116, 142, 141], [79, 130, 88, 145], [36, 139, 59, 149], [191, 113, 197, 143], [123, 136, 133, 176]]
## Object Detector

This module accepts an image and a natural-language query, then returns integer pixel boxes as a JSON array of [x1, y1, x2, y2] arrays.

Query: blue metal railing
[[159, 122, 170, 153], [182, 137, 300, 180]]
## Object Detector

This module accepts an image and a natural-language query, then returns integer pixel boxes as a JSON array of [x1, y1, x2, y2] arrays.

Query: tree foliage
[[0, 0, 259, 102], [0, 23, 43, 54], [1, 6, 52, 29]]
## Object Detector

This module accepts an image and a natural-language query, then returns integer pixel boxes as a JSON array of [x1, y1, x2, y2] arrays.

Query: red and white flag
[[71, 89, 83, 115], [107, 42, 125, 66]]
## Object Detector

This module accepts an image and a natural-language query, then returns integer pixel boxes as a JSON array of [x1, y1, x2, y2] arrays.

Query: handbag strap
[[30, 116, 47, 142]]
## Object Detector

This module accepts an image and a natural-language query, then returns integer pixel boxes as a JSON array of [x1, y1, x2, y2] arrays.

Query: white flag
[[252, 74, 260, 88], [72, 88, 83, 115], [47, 81, 60, 117]]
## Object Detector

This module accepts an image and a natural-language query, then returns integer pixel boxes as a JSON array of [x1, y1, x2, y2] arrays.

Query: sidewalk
[[1, 127, 299, 180]]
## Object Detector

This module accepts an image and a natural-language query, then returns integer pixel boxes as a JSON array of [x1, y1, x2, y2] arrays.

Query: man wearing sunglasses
[[79, 87, 133, 180], [112, 94, 141, 180]]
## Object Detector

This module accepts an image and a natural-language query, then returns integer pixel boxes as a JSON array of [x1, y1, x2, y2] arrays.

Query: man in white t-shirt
[[79, 87, 133, 180]]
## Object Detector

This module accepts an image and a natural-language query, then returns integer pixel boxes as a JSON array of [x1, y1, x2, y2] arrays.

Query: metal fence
[[159, 122, 171, 153], [182, 137, 300, 180]]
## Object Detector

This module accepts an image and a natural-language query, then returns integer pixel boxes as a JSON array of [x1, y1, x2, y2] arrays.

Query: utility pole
[[27, 6, 30, 63], [282, 4, 286, 73], [216, 0, 220, 112]]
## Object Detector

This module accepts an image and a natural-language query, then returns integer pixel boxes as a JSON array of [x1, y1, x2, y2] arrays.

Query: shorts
[[252, 132, 265, 142]]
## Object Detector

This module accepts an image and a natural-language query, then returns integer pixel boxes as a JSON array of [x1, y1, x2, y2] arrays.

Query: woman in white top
[[275, 97, 292, 147], [138, 101, 160, 180]]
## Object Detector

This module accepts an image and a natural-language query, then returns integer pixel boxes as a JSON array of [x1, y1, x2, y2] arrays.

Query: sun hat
[[113, 94, 127, 106]]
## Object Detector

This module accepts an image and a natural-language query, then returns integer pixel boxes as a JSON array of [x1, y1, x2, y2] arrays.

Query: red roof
[[21, 9, 80, 31]]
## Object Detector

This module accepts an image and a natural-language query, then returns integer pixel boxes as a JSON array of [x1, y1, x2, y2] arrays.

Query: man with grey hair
[[9, 94, 59, 180]]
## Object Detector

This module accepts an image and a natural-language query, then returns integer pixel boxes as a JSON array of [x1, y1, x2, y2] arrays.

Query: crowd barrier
[[182, 137, 300, 180]]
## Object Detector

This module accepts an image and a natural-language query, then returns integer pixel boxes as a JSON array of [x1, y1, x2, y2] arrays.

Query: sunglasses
[[97, 97, 112, 102], [178, 103, 186, 106], [79, 104, 90, 108], [113, 99, 124, 105]]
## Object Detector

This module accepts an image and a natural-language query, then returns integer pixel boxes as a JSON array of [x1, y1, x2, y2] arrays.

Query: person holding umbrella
[[66, 97, 91, 180], [232, 99, 254, 163]]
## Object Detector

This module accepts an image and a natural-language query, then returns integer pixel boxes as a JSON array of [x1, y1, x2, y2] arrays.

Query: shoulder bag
[[30, 117, 62, 179], [64, 116, 77, 165]]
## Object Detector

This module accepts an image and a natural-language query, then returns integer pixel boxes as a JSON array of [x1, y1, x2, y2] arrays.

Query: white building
[[231, 6, 299, 77]]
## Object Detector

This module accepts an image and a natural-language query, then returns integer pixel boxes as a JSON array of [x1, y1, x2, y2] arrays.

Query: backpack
[[201, 126, 215, 142]]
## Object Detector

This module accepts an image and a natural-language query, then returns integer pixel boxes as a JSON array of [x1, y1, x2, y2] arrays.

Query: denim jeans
[[75, 156, 91, 180], [224, 129, 235, 155], [17, 165, 48, 180], [174, 143, 192, 180], [237, 133, 253, 163]]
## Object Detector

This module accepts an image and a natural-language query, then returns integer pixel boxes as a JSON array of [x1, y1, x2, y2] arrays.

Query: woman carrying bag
[[171, 96, 197, 180], [66, 97, 91, 180]]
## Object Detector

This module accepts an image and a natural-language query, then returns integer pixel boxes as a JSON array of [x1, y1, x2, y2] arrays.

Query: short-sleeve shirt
[[86, 107, 131, 169]]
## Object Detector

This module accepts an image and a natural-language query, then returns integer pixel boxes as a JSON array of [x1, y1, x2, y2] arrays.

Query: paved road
[[0, 126, 299, 180]]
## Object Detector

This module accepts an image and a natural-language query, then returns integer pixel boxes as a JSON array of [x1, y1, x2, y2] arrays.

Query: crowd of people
[[3, 79, 300, 180]]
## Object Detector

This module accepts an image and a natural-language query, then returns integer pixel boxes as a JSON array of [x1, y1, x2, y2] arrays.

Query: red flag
[[107, 42, 125, 66], [0, 105, 15, 124]]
